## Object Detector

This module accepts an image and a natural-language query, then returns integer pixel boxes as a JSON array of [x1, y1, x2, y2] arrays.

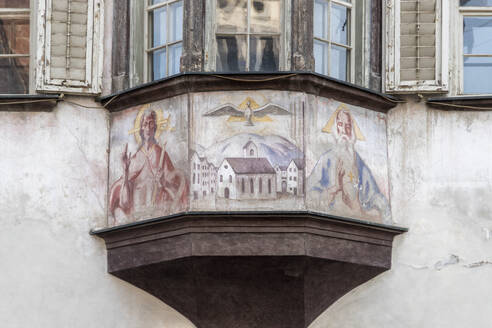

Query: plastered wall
[[1, 94, 491, 327], [309, 100, 492, 328], [0, 99, 193, 328]]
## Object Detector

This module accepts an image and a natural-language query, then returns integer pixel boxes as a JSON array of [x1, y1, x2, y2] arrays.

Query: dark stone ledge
[[0, 94, 61, 112], [92, 211, 405, 328], [98, 72, 401, 113], [427, 96, 492, 111]]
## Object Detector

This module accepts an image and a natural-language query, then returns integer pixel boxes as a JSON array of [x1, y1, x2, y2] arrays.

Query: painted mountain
[[198, 133, 303, 168]]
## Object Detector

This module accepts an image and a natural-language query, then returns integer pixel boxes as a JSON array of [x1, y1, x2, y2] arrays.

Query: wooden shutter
[[385, 0, 448, 93], [37, 0, 103, 94]]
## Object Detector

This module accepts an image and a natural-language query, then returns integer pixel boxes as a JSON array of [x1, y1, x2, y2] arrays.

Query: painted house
[[190, 151, 217, 200], [217, 157, 276, 200], [286, 159, 304, 196], [274, 164, 288, 193]]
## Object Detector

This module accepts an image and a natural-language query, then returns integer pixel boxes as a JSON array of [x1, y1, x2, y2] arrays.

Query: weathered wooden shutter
[[385, 0, 448, 93], [37, 0, 103, 94]]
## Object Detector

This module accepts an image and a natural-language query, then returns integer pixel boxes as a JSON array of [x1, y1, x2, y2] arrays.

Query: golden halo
[[128, 104, 172, 145], [321, 103, 366, 141]]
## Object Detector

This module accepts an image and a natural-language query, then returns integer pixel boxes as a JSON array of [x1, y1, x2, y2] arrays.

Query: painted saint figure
[[308, 105, 391, 223], [109, 110, 188, 224]]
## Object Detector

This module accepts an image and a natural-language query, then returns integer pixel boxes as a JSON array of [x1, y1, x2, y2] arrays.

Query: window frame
[[384, 0, 449, 93], [143, 0, 184, 81], [457, 4, 492, 95], [313, 0, 355, 82], [204, 0, 292, 72], [0, 1, 33, 94]]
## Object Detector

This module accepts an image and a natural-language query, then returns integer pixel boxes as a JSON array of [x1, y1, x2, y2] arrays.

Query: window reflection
[[215, 0, 282, 72], [460, 0, 492, 6], [250, 36, 279, 71], [462, 16, 492, 94], [0, 2, 30, 93], [148, 0, 183, 80], [216, 35, 247, 71], [313, 0, 351, 81]]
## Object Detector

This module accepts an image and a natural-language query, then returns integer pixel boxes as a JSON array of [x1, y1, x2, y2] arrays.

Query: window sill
[[427, 95, 492, 111], [0, 94, 61, 112], [98, 71, 401, 113]]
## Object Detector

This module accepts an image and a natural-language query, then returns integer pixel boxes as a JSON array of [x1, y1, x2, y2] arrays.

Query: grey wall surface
[[309, 99, 492, 328], [1, 99, 491, 327], [0, 99, 193, 328]]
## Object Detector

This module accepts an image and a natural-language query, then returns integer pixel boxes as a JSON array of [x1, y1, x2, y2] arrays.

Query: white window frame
[[143, 0, 183, 81], [36, 0, 104, 94], [0, 2, 32, 94], [456, 4, 492, 95], [204, 0, 291, 72], [313, 0, 355, 82], [384, 0, 449, 93]]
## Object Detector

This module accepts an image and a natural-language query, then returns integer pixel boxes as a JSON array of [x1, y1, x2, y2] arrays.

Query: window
[[146, 0, 183, 81], [0, 0, 30, 93], [313, 0, 353, 81], [229, 175, 232, 183], [384, 0, 448, 93], [206, 0, 290, 72], [250, 178, 254, 193], [259, 177, 262, 193], [220, 175, 223, 182], [242, 178, 245, 193], [460, 0, 492, 94], [268, 179, 272, 193]]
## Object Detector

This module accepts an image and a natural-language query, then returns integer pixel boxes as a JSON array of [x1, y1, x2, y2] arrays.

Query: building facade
[[1, 1, 492, 327]]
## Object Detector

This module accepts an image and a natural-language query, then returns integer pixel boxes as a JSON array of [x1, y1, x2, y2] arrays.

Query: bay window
[[313, 0, 353, 81], [0, 0, 30, 93], [460, 0, 492, 94]]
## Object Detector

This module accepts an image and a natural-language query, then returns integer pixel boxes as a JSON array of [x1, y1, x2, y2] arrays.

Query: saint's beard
[[334, 133, 356, 167]]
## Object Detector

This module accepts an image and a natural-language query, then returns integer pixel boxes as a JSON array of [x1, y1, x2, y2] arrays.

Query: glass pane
[[331, 2, 349, 45], [152, 0, 166, 4], [0, 16, 30, 54], [170, 0, 183, 42], [463, 56, 492, 94], [314, 0, 328, 39], [0, 57, 29, 93], [152, 48, 166, 80], [152, 7, 167, 47], [0, 0, 29, 8], [249, 36, 279, 71], [169, 43, 182, 75], [460, 0, 492, 6], [463, 17, 492, 55], [250, 0, 281, 34], [216, 0, 248, 33], [330, 44, 348, 80], [216, 35, 247, 71], [314, 39, 328, 75]]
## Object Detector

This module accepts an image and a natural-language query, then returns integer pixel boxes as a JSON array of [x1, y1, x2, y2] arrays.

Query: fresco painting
[[108, 97, 189, 226], [190, 92, 305, 211], [107, 91, 392, 226], [306, 97, 392, 224]]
